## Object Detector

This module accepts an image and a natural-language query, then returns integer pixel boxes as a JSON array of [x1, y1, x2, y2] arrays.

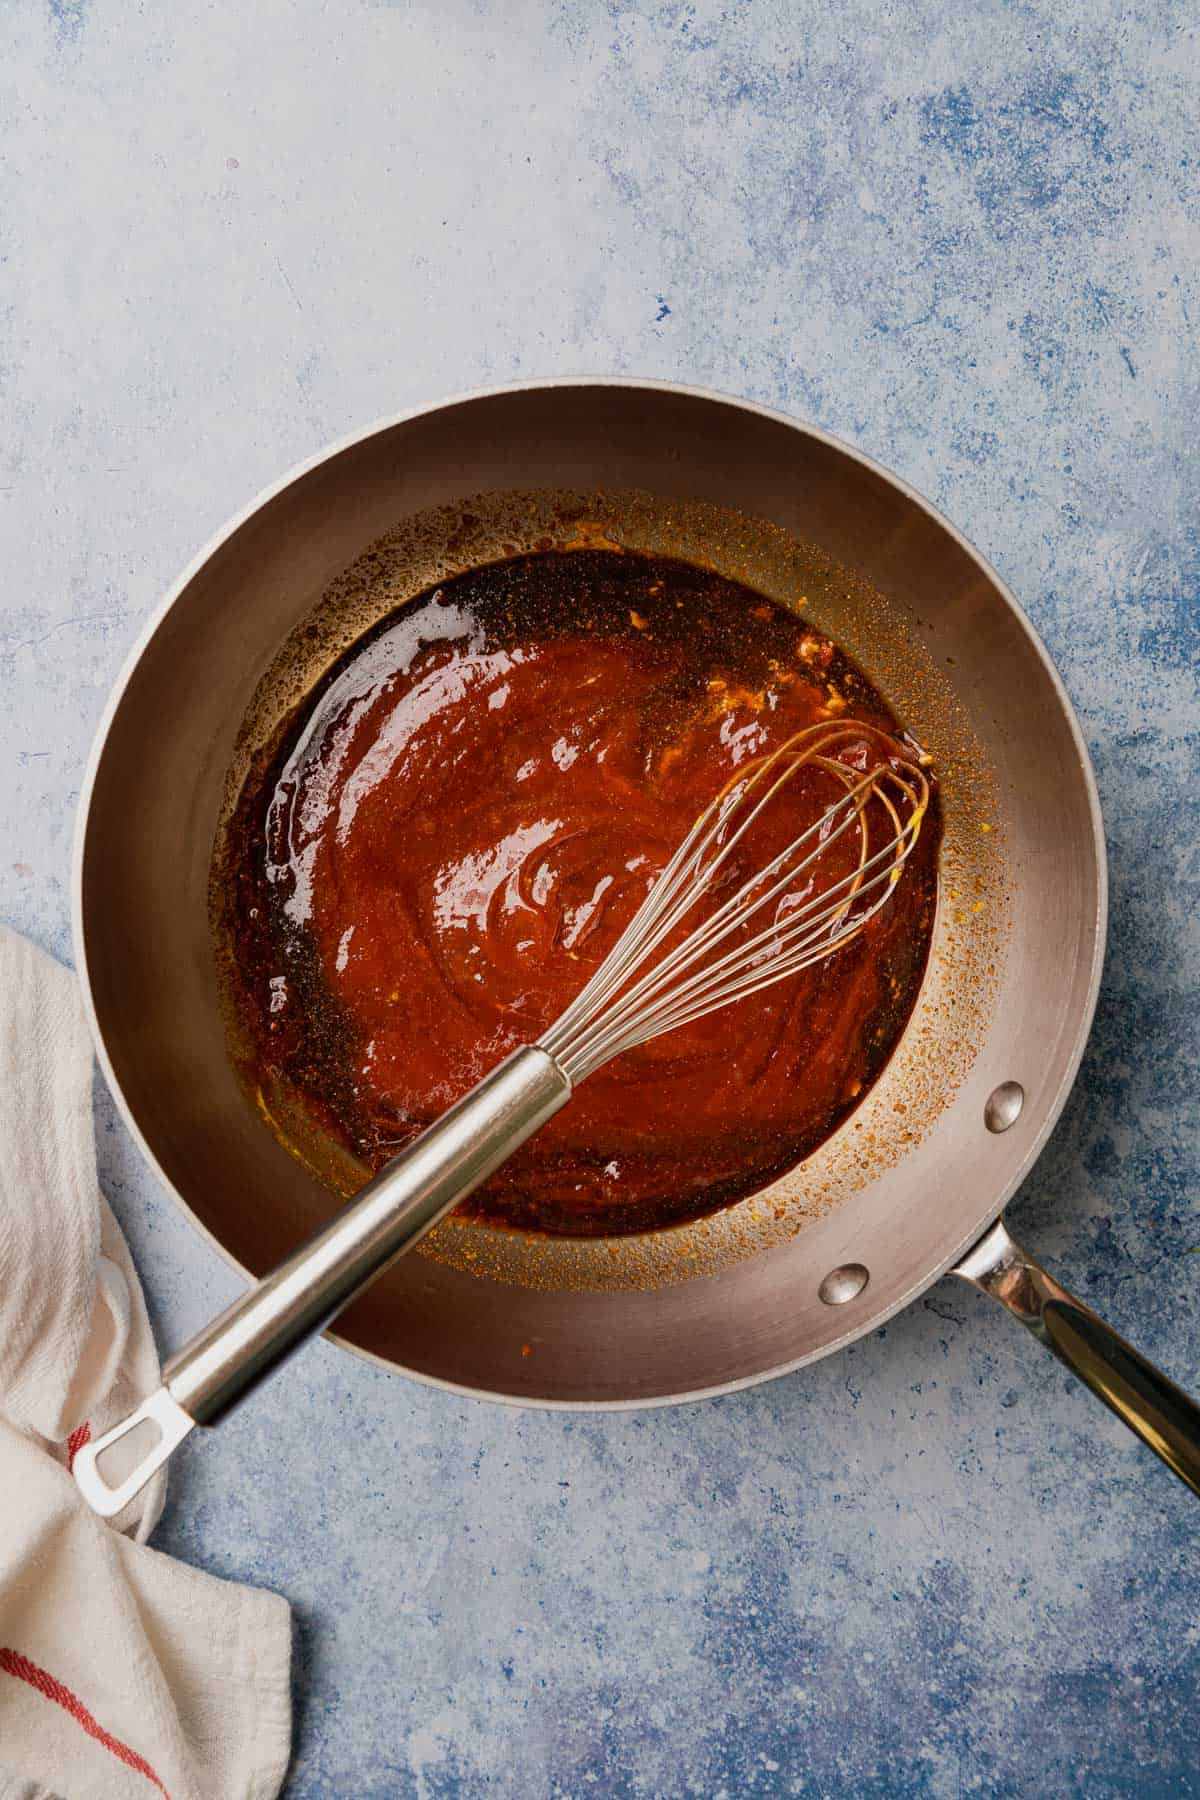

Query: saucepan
[[71, 379, 1200, 1509]]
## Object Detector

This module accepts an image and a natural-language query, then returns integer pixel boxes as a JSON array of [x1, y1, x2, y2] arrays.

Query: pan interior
[[77, 383, 1100, 1404], [213, 485, 1005, 1295]]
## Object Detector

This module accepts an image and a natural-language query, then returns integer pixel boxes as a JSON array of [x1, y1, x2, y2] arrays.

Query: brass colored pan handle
[[952, 1216, 1200, 1497]]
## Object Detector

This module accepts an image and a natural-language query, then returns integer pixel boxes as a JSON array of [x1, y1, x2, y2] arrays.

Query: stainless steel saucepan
[[72, 379, 1200, 1507]]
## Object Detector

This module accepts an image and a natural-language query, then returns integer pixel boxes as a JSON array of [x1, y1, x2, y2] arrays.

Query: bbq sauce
[[220, 550, 940, 1236]]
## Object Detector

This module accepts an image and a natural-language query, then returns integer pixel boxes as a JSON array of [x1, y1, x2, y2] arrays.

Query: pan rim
[[72, 375, 1109, 1411]]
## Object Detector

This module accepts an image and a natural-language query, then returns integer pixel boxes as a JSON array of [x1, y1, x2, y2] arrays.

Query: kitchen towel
[[0, 924, 291, 1799]]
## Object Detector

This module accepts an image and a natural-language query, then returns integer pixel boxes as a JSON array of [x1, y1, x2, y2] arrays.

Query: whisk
[[74, 719, 930, 1515]]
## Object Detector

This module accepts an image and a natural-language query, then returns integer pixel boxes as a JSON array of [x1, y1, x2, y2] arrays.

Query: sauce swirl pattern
[[222, 551, 940, 1235]]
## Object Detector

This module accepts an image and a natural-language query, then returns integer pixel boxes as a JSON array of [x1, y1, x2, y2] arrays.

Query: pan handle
[[73, 1046, 571, 1518], [951, 1216, 1200, 1496]]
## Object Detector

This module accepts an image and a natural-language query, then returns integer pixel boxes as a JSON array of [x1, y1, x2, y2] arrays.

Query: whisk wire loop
[[540, 721, 930, 1084]]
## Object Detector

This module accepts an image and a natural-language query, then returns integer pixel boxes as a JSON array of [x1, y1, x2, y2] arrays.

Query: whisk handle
[[74, 1047, 570, 1517]]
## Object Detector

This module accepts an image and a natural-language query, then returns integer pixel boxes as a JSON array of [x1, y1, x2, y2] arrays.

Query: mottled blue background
[[2, 2, 1198, 1794]]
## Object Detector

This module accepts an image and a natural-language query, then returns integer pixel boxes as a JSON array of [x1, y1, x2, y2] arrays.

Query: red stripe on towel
[[66, 1421, 91, 1472], [0, 1646, 170, 1796]]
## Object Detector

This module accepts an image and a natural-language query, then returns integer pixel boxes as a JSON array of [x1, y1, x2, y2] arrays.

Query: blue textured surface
[[2, 3, 1198, 1794]]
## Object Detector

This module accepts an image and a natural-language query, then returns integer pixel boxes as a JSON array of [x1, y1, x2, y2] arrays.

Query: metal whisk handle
[[73, 1047, 571, 1517]]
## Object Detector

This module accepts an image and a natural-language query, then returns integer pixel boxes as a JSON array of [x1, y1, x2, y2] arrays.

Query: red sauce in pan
[[222, 550, 939, 1235]]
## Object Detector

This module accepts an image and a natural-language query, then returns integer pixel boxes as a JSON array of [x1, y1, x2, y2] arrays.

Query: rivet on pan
[[818, 1263, 869, 1305], [984, 1081, 1025, 1133]]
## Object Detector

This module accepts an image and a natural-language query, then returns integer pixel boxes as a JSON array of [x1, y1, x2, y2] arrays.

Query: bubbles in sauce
[[219, 551, 940, 1236]]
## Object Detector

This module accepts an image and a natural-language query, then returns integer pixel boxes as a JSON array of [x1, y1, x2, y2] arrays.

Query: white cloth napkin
[[0, 925, 292, 1799]]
